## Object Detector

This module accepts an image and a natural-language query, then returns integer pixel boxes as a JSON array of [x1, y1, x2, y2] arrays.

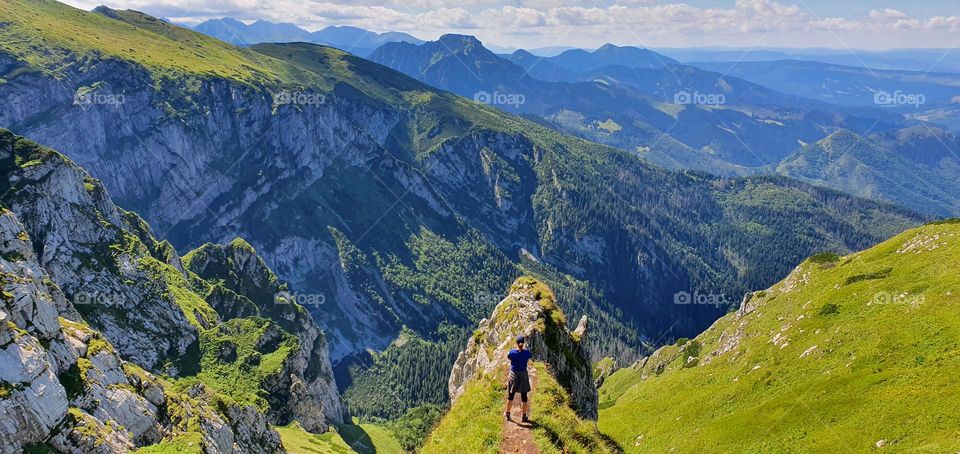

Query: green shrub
[[818, 303, 840, 316]]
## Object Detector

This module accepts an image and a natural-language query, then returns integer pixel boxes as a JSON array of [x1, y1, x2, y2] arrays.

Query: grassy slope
[[422, 361, 618, 454], [276, 422, 355, 454], [0, 0, 541, 140], [276, 421, 402, 454], [598, 221, 960, 452], [420, 372, 503, 454], [0, 0, 316, 85], [777, 130, 960, 217]]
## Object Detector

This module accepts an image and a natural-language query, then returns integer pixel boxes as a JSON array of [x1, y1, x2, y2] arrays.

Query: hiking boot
[[521, 414, 530, 423], [504, 412, 511, 421]]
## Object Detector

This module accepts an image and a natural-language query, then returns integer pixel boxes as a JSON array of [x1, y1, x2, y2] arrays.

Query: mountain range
[[192, 18, 422, 57], [369, 35, 960, 216], [370, 35, 904, 174], [661, 47, 960, 73], [0, 1, 957, 452], [692, 59, 960, 131], [0, 0, 926, 424]]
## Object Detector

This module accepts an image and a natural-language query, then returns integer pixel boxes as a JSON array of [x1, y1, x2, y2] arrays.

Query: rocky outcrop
[[0, 129, 198, 374], [0, 130, 347, 450], [184, 240, 348, 428], [0, 208, 283, 453], [448, 277, 598, 419]]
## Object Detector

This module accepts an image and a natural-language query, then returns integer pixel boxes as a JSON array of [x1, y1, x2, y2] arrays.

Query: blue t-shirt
[[508, 348, 533, 372]]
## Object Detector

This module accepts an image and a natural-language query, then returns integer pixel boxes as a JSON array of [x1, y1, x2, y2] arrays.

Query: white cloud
[[59, 0, 960, 49]]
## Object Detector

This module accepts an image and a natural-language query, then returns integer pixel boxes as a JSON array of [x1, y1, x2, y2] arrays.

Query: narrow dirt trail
[[500, 366, 540, 454]]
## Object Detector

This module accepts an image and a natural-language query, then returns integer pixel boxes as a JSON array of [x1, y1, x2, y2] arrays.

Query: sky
[[59, 0, 960, 50]]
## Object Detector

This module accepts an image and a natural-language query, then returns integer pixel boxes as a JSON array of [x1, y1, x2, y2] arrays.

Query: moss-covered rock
[[448, 277, 598, 419]]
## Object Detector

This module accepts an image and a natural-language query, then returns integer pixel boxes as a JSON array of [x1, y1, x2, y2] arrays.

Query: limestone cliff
[[0, 208, 282, 453], [0, 130, 346, 451]]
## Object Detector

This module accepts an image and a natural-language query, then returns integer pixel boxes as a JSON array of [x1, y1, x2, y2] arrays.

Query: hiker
[[504, 335, 533, 423]]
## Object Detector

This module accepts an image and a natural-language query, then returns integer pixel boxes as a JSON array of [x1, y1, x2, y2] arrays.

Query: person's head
[[516, 335, 525, 350]]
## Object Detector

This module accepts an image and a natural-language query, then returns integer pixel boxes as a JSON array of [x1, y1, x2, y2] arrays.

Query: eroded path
[[500, 366, 540, 454]]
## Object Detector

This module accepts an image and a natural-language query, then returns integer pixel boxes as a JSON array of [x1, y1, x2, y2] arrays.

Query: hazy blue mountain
[[527, 45, 579, 57], [692, 60, 960, 108], [193, 17, 312, 44], [372, 35, 904, 172], [661, 47, 960, 73], [691, 59, 960, 132], [309, 25, 423, 56], [191, 17, 421, 56], [507, 49, 577, 82], [545, 43, 679, 72]]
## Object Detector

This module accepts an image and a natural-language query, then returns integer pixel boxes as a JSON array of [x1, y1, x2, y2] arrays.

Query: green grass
[[597, 222, 960, 452], [0, 0, 314, 85], [421, 373, 504, 454], [422, 359, 617, 453], [137, 252, 219, 328], [172, 317, 299, 410], [528, 362, 620, 454], [136, 432, 204, 454], [337, 421, 403, 454], [276, 422, 355, 454]]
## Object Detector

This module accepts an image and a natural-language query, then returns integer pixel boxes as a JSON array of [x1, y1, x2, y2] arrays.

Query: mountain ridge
[[778, 126, 960, 216], [370, 33, 907, 173], [192, 17, 422, 56], [597, 219, 960, 451]]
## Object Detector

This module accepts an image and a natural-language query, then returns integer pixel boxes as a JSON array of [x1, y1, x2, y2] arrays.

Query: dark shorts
[[507, 370, 531, 395]]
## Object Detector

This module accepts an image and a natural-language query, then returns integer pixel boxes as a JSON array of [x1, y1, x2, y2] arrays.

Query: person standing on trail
[[504, 335, 533, 423]]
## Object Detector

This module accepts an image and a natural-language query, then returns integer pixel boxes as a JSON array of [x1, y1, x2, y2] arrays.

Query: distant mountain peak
[[437, 33, 484, 47], [91, 5, 124, 18], [819, 128, 863, 144], [548, 43, 678, 72], [511, 49, 536, 58]]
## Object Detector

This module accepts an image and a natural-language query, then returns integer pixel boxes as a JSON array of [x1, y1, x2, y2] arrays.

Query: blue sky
[[61, 0, 960, 50]]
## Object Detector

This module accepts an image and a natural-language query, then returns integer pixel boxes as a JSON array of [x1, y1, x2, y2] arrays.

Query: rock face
[[448, 277, 598, 419], [184, 240, 348, 428], [0, 129, 198, 374], [0, 207, 282, 453], [0, 130, 345, 451]]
